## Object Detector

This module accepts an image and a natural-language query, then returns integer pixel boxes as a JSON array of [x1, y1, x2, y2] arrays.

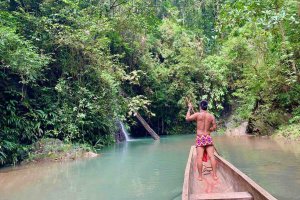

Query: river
[[0, 135, 300, 200]]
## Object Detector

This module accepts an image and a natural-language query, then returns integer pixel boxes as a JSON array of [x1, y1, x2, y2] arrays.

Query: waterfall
[[120, 121, 131, 141]]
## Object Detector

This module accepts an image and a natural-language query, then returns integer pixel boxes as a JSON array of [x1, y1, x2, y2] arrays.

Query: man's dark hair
[[199, 100, 208, 110]]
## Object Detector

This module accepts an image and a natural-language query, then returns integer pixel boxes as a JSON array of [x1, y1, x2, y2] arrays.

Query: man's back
[[196, 111, 215, 135]]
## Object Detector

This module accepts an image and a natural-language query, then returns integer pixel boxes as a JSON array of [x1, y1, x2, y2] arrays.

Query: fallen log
[[135, 112, 160, 140]]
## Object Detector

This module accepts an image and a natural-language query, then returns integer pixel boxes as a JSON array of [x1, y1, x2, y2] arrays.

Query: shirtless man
[[185, 100, 218, 181]]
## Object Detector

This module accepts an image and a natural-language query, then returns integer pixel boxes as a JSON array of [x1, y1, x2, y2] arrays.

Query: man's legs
[[206, 145, 218, 180], [196, 146, 204, 181]]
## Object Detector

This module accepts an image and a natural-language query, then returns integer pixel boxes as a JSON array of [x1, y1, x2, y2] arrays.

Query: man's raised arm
[[186, 103, 198, 121]]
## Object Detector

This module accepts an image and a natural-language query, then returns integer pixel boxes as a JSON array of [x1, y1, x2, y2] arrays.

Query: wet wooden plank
[[191, 192, 252, 200], [182, 146, 193, 200]]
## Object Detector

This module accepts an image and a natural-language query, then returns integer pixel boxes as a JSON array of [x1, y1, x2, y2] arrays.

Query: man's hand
[[186, 102, 198, 121]]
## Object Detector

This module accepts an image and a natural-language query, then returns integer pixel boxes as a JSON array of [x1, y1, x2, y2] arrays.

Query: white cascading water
[[120, 121, 131, 141]]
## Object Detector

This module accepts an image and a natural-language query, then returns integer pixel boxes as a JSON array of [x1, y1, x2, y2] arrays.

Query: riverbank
[[223, 115, 300, 140], [273, 123, 300, 141], [23, 138, 99, 165]]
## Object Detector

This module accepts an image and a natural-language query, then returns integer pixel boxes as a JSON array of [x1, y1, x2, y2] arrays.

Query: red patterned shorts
[[196, 134, 213, 148]]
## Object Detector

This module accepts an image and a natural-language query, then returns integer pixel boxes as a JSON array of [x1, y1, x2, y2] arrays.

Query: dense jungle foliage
[[0, 0, 299, 165]]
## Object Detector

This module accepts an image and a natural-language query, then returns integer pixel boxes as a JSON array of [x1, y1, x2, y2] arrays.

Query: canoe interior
[[182, 146, 277, 200]]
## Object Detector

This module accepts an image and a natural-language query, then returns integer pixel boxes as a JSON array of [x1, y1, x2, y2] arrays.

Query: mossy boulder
[[25, 138, 98, 163], [247, 108, 288, 136]]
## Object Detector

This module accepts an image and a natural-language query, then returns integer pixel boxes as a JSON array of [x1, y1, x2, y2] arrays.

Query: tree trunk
[[135, 112, 160, 140]]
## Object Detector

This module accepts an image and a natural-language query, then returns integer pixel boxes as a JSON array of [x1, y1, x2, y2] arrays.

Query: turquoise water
[[214, 136, 300, 200], [0, 135, 194, 200], [1, 135, 300, 200]]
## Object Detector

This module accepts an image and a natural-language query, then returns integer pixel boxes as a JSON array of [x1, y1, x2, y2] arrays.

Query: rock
[[115, 120, 126, 143], [225, 121, 248, 136], [247, 117, 276, 136], [28, 138, 100, 163], [83, 152, 99, 158]]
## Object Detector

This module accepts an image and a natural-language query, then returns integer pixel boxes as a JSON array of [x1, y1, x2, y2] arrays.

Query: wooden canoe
[[182, 146, 277, 200]]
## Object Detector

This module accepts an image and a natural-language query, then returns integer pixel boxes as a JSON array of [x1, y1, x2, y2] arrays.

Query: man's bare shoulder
[[208, 112, 215, 119], [194, 112, 201, 118], [195, 112, 201, 116]]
